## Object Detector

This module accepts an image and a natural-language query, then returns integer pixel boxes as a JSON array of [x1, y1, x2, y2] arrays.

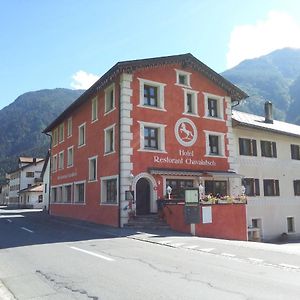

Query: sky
[[1, 0, 300, 109]]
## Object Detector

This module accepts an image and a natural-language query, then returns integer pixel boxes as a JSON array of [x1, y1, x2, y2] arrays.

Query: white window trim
[[175, 69, 192, 88], [204, 130, 225, 158], [88, 155, 98, 182], [138, 121, 167, 153], [58, 150, 64, 170], [203, 92, 225, 121], [137, 78, 166, 111], [104, 124, 116, 156], [52, 154, 58, 173], [182, 88, 199, 117], [78, 122, 86, 148], [53, 128, 58, 147], [67, 146, 74, 168], [74, 180, 86, 205], [91, 96, 98, 123], [67, 117, 72, 138], [58, 123, 64, 143], [104, 83, 116, 116], [100, 175, 119, 206]]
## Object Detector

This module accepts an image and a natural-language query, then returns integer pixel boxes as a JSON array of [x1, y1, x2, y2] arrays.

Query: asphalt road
[[1, 208, 300, 299]]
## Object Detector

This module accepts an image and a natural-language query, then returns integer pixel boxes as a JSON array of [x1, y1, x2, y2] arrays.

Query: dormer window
[[175, 69, 191, 88]]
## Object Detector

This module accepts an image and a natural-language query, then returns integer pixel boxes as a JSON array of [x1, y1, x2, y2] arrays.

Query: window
[[58, 186, 63, 203], [209, 135, 220, 155], [74, 182, 85, 203], [64, 185, 72, 203], [287, 217, 295, 233], [58, 123, 64, 143], [58, 151, 64, 170], [52, 187, 57, 203], [166, 179, 194, 199], [138, 78, 166, 110], [263, 179, 280, 196], [183, 89, 198, 116], [243, 178, 260, 196], [261, 141, 277, 158], [293, 180, 300, 196], [78, 123, 86, 147], [291, 144, 300, 160], [52, 155, 57, 172], [26, 172, 34, 178], [67, 118, 72, 137], [88, 156, 97, 181], [239, 138, 257, 156], [91, 97, 98, 122], [101, 177, 118, 204], [38, 195, 43, 203], [104, 125, 115, 154], [205, 181, 227, 197], [144, 127, 158, 150], [52, 128, 58, 146], [27, 184, 32, 188], [139, 121, 166, 152], [175, 69, 191, 87], [67, 146, 74, 167], [104, 84, 115, 114], [203, 92, 224, 120]]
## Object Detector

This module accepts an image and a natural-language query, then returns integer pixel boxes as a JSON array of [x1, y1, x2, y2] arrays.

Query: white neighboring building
[[232, 103, 300, 241], [7, 157, 45, 207], [41, 151, 50, 210]]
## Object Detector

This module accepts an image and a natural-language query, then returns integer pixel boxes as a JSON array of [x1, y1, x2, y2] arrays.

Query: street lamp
[[166, 186, 172, 199]]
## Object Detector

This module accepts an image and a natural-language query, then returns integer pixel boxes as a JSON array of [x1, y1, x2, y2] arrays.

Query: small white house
[[41, 151, 50, 210], [19, 185, 44, 209]]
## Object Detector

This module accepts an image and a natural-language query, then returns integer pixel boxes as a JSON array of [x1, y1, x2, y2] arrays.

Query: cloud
[[226, 11, 300, 69], [70, 70, 100, 89]]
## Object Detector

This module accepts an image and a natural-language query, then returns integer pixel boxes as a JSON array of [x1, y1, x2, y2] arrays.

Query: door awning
[[148, 168, 243, 178]]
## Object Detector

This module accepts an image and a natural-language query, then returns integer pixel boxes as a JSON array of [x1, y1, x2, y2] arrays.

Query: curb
[[0, 281, 15, 300]]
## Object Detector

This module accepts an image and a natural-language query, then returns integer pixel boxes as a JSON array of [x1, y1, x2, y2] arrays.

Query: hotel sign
[[153, 150, 216, 167]]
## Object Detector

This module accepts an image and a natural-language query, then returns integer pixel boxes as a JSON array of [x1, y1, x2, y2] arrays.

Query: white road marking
[[170, 243, 185, 247], [160, 240, 172, 244], [70, 246, 115, 261], [185, 245, 198, 249], [279, 263, 300, 269], [248, 258, 264, 263], [221, 252, 236, 257], [21, 227, 34, 233], [0, 214, 24, 218], [198, 248, 215, 252], [6, 219, 12, 223]]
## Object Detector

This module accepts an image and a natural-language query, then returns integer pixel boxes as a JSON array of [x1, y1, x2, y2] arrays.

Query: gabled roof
[[43, 53, 248, 133], [232, 110, 300, 138], [19, 184, 43, 194]]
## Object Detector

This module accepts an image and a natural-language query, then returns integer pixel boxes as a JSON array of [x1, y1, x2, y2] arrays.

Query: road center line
[[7, 219, 12, 223], [248, 258, 264, 263], [198, 248, 215, 252], [21, 227, 34, 233], [70, 246, 115, 261], [221, 252, 236, 257]]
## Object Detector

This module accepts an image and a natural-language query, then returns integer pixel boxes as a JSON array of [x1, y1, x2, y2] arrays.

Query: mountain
[[0, 88, 84, 177], [222, 48, 300, 123]]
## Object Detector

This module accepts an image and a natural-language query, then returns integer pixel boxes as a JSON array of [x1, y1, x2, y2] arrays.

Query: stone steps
[[124, 214, 170, 230]]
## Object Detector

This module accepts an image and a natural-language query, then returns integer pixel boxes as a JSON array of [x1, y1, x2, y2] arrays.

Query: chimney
[[264, 101, 273, 124]]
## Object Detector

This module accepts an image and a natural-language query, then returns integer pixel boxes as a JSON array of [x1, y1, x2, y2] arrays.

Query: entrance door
[[136, 178, 150, 215]]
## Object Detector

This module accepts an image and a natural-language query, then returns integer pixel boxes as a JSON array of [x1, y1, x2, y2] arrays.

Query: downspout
[[44, 132, 52, 214], [118, 80, 121, 228]]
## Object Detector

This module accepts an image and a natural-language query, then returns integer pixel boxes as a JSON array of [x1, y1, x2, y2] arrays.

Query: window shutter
[[252, 140, 257, 156], [275, 180, 280, 196], [255, 179, 260, 196], [272, 142, 277, 158], [239, 138, 244, 155]]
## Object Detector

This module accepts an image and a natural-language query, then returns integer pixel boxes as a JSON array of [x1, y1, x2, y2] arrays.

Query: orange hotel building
[[44, 53, 248, 228]]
